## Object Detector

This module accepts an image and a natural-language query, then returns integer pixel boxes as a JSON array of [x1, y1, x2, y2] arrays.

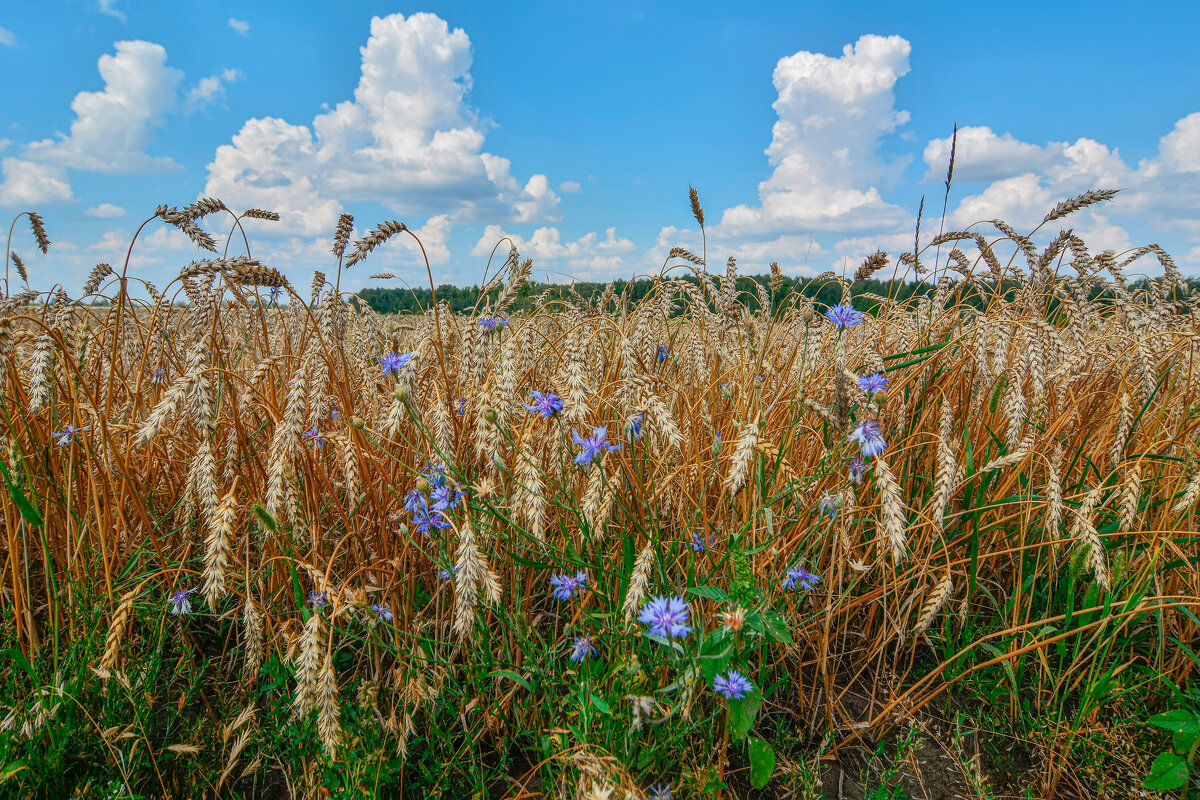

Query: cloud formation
[[204, 12, 562, 241], [228, 18, 250, 36], [0, 26, 15, 47]]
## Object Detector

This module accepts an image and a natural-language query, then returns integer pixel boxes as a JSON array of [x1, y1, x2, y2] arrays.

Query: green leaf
[[589, 694, 611, 714], [0, 461, 42, 528], [687, 585, 730, 602], [488, 670, 533, 693], [748, 737, 775, 789], [728, 691, 763, 741], [698, 630, 733, 683], [1149, 709, 1200, 734], [752, 610, 794, 645], [1175, 729, 1200, 755], [2, 648, 36, 680], [1145, 752, 1189, 791]]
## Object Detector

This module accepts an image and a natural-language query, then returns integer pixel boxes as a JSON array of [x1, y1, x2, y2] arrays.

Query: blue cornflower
[[690, 531, 716, 552], [858, 372, 889, 395], [848, 456, 869, 484], [52, 425, 89, 446], [638, 596, 692, 639], [151, 368, 167, 385], [269, 286, 281, 302], [572, 426, 620, 468], [302, 428, 327, 448], [849, 419, 888, 458], [550, 571, 588, 601], [649, 784, 674, 800], [308, 590, 328, 608], [825, 303, 864, 328], [523, 390, 564, 419], [656, 345, 669, 363], [818, 491, 842, 520], [403, 489, 426, 513], [480, 316, 508, 331], [783, 566, 821, 592], [168, 588, 194, 616], [713, 670, 754, 700], [569, 635, 597, 663], [371, 603, 394, 623], [455, 398, 467, 415], [378, 351, 415, 377], [411, 504, 451, 535], [627, 412, 645, 442], [439, 565, 460, 581]]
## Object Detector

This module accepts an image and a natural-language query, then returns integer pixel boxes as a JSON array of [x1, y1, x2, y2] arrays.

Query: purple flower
[[52, 425, 88, 446], [439, 565, 459, 580], [713, 670, 754, 700], [818, 491, 841, 520], [649, 784, 674, 800], [849, 419, 887, 458], [523, 390, 564, 419], [657, 345, 669, 363], [150, 368, 167, 385], [371, 602, 394, 623], [301, 428, 327, 448], [847, 456, 869, 484], [411, 504, 451, 535], [455, 398, 467, 415], [783, 566, 821, 592], [638, 596, 692, 639], [269, 286, 281, 302], [569, 635, 597, 663], [480, 316, 508, 331], [690, 531, 716, 553], [168, 588, 194, 616], [825, 303, 864, 328], [627, 412, 645, 442], [572, 426, 621, 468], [858, 372, 889, 395], [378, 351, 415, 377], [308, 590, 328, 608], [550, 571, 588, 601]]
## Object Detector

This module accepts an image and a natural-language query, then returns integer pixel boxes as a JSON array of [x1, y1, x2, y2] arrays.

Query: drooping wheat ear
[[27, 212, 50, 253], [874, 455, 907, 563], [622, 544, 655, 622], [1119, 460, 1142, 532], [1070, 485, 1109, 589], [242, 596, 263, 680], [930, 400, 957, 532], [345, 220, 407, 268], [26, 334, 54, 414], [182, 197, 228, 220], [241, 208, 280, 221], [331, 213, 355, 258], [912, 574, 954, 638], [9, 252, 28, 285], [724, 416, 759, 496], [667, 246, 705, 266], [582, 467, 609, 532], [99, 589, 138, 673], [292, 613, 324, 717], [1171, 468, 1200, 514], [202, 489, 236, 611], [316, 655, 341, 757], [339, 435, 362, 508], [452, 519, 501, 638], [369, 272, 397, 280], [1043, 189, 1119, 224], [156, 204, 218, 252], [83, 263, 113, 295], [560, 329, 590, 423], [980, 433, 1032, 474], [854, 250, 889, 283], [767, 260, 784, 294], [230, 264, 288, 289], [137, 347, 204, 443], [1045, 442, 1064, 538], [216, 704, 256, 791], [688, 185, 705, 228], [1002, 369, 1026, 450], [515, 446, 547, 541]]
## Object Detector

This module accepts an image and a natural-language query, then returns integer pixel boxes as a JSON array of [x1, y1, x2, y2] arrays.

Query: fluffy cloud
[[559, 180, 582, 194], [228, 18, 250, 36], [84, 202, 125, 218], [472, 224, 635, 275], [715, 35, 914, 238], [922, 126, 1062, 183], [205, 12, 563, 245], [98, 0, 124, 22], [185, 68, 240, 112], [0, 157, 73, 206]]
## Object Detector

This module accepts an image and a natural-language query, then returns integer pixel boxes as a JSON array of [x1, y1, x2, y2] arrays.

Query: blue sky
[[2, 1, 1199, 296]]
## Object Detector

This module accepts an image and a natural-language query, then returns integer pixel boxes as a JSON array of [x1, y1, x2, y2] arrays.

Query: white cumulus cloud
[[204, 12, 562, 240], [84, 202, 125, 218], [185, 68, 240, 112], [472, 224, 635, 275], [228, 18, 250, 36]]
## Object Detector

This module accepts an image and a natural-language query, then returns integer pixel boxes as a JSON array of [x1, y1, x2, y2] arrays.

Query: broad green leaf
[[1174, 729, 1200, 755], [748, 737, 775, 789], [687, 585, 730, 602], [1145, 752, 1188, 791], [2, 648, 36, 680], [728, 691, 762, 740], [0, 461, 42, 528], [752, 610, 794, 645], [1149, 709, 1200, 734], [589, 694, 611, 714], [698, 630, 733, 682]]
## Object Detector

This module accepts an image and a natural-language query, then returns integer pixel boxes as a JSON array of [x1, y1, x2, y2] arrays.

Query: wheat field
[[1, 190, 1198, 798]]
